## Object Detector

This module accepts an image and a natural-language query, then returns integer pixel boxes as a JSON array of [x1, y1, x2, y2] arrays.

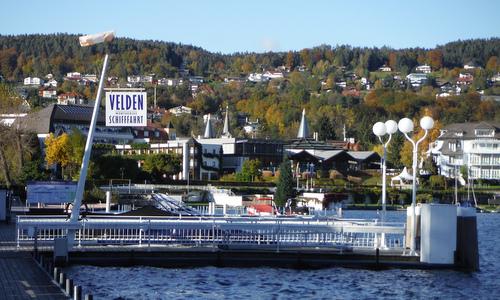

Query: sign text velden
[[105, 91, 147, 127]]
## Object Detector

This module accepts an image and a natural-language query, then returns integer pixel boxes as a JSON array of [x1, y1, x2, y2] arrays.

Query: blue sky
[[1, 0, 499, 53]]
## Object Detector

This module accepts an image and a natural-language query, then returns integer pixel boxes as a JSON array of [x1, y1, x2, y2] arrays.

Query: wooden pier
[[0, 222, 68, 300]]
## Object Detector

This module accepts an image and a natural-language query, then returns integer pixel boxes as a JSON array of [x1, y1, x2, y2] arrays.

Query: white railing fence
[[16, 216, 406, 251]]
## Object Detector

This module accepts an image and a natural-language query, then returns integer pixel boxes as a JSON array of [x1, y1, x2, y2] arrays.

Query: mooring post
[[66, 278, 73, 297], [74, 285, 82, 300]]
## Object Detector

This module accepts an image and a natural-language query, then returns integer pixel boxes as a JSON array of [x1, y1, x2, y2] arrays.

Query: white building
[[168, 105, 192, 116], [263, 71, 284, 80], [57, 92, 85, 105], [490, 73, 500, 82], [24, 77, 43, 86], [82, 74, 98, 83], [416, 65, 432, 74], [43, 79, 58, 88], [39, 88, 57, 99], [158, 78, 183, 86], [66, 72, 81, 79], [431, 122, 500, 181], [379, 66, 392, 72], [406, 73, 428, 87], [247, 73, 269, 83], [463, 62, 477, 70]]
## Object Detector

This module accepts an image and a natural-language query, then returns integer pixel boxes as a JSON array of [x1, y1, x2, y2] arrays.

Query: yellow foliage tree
[[399, 119, 442, 168], [45, 133, 72, 178]]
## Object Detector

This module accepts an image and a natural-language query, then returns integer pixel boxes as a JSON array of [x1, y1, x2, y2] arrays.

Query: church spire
[[222, 105, 231, 138], [203, 114, 215, 138], [297, 108, 309, 139]]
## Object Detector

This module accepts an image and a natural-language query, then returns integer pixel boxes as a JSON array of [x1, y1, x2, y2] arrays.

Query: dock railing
[[16, 215, 406, 251]]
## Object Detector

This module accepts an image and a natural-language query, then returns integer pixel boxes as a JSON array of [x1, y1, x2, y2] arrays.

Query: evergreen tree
[[274, 156, 295, 208]]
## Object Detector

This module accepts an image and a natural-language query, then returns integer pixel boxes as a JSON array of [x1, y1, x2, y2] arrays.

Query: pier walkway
[[0, 222, 67, 299]]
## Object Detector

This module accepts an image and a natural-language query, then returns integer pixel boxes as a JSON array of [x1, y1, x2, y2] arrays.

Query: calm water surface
[[66, 211, 500, 299]]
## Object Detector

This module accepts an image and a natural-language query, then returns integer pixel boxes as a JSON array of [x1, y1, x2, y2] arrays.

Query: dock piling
[[66, 278, 74, 296], [74, 285, 82, 300], [59, 272, 66, 287], [53, 267, 60, 281]]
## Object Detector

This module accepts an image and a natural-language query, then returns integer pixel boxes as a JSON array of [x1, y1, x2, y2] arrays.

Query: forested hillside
[[0, 34, 499, 164], [0, 34, 499, 80]]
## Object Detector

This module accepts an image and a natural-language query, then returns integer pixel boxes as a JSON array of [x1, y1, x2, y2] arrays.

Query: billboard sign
[[26, 181, 77, 204], [105, 91, 147, 127]]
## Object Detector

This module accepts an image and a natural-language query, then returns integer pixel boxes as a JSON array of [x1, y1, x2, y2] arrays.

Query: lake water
[[65, 211, 500, 299]]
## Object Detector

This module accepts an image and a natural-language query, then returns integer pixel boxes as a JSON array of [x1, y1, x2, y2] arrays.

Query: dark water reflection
[[66, 211, 500, 300]]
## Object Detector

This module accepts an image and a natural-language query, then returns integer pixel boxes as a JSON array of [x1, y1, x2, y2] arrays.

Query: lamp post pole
[[398, 116, 434, 256], [373, 120, 397, 248]]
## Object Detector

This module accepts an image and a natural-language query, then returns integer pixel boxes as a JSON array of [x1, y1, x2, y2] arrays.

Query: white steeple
[[297, 108, 309, 139], [222, 105, 231, 138], [203, 113, 215, 139]]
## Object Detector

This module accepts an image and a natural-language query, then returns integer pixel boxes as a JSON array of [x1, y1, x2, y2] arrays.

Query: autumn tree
[[426, 50, 443, 70], [45, 133, 72, 178], [286, 51, 296, 70], [388, 52, 398, 71], [485, 56, 498, 73], [399, 119, 441, 168]]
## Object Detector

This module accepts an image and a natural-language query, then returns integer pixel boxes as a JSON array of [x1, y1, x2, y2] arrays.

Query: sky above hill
[[1, 0, 499, 53]]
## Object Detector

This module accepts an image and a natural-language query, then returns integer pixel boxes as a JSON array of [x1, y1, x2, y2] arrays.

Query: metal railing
[[16, 215, 406, 251]]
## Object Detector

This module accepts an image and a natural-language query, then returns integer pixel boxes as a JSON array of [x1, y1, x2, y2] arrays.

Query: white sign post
[[105, 91, 147, 127]]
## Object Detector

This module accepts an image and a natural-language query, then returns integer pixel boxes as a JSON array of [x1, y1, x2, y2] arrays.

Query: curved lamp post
[[372, 120, 398, 248], [398, 116, 434, 255]]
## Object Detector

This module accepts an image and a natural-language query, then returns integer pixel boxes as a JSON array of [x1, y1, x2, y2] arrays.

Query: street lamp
[[372, 120, 397, 248], [398, 116, 434, 255]]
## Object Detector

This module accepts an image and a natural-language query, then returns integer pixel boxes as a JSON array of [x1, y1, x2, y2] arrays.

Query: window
[[475, 129, 494, 137]]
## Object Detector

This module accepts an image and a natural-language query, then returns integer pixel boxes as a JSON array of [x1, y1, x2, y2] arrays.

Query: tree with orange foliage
[[485, 56, 498, 73], [388, 52, 398, 71], [426, 50, 443, 70]]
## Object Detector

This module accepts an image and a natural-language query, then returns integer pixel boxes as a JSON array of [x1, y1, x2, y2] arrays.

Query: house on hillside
[[38, 87, 57, 99], [168, 105, 192, 116], [379, 65, 392, 72], [416, 65, 432, 74], [263, 70, 284, 80], [463, 62, 477, 70], [457, 73, 474, 85], [43, 79, 58, 88], [247, 73, 268, 83], [24, 77, 43, 86], [406, 73, 428, 87], [57, 92, 85, 105], [65, 72, 81, 80]]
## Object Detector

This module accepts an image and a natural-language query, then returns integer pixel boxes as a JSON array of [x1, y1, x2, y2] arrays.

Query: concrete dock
[[0, 222, 67, 300]]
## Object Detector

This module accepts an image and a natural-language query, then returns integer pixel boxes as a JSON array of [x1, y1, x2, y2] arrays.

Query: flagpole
[[67, 31, 114, 247], [70, 54, 110, 223]]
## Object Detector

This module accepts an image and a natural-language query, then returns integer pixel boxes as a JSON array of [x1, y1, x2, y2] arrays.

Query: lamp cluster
[[372, 116, 434, 137], [371, 115, 435, 255]]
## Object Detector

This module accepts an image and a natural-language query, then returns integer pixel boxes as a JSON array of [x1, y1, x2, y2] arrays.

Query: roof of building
[[286, 138, 342, 150], [347, 151, 380, 161], [439, 122, 500, 140], [16, 104, 106, 134]]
